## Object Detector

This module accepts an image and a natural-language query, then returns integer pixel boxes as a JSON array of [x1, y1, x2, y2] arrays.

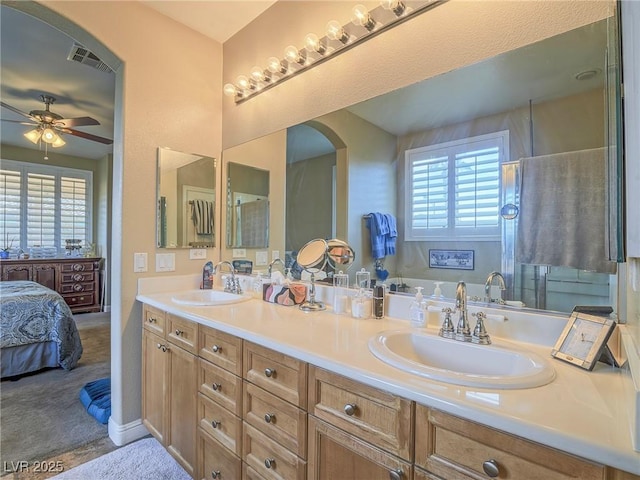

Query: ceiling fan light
[[24, 128, 42, 144], [41, 127, 58, 144], [51, 135, 66, 147]]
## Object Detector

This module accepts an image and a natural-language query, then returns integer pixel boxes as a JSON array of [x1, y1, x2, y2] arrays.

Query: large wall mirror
[[226, 162, 270, 248], [224, 12, 623, 315], [157, 147, 216, 248]]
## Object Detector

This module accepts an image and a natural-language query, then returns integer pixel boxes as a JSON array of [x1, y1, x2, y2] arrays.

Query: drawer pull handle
[[482, 459, 500, 478], [157, 344, 169, 353], [211, 470, 221, 479], [73, 273, 83, 281], [72, 264, 85, 271], [264, 458, 276, 469], [211, 383, 221, 391], [264, 413, 276, 424], [212, 344, 221, 353], [73, 284, 84, 292], [148, 317, 157, 323], [344, 403, 357, 416], [264, 368, 276, 378], [389, 469, 404, 480], [211, 420, 221, 429], [175, 329, 183, 336]]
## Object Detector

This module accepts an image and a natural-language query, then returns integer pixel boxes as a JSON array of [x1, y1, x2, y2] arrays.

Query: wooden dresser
[[0, 257, 103, 313]]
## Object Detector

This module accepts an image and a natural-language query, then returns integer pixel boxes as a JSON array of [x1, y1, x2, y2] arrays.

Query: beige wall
[[15, 0, 224, 432]]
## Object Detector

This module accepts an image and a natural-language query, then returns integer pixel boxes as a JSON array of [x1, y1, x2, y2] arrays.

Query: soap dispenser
[[410, 287, 426, 327], [432, 281, 444, 299]]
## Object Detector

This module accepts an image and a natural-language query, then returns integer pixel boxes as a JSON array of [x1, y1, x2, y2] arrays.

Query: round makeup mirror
[[326, 238, 355, 270], [297, 238, 329, 312]]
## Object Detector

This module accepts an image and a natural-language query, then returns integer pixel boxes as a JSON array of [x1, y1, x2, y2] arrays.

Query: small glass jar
[[355, 268, 371, 289], [333, 270, 350, 314], [351, 288, 372, 319]]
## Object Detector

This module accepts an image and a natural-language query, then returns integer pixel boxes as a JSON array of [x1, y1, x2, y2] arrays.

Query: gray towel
[[516, 147, 616, 274], [191, 200, 214, 235], [238, 199, 268, 248]]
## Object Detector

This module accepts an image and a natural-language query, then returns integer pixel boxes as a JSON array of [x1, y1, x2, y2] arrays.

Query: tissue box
[[263, 283, 307, 306]]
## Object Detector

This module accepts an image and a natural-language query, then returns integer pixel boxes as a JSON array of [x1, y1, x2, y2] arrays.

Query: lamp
[[224, 0, 445, 104], [24, 128, 42, 144]]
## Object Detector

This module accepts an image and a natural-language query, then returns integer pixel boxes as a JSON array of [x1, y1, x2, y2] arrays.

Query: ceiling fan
[[0, 94, 113, 147]]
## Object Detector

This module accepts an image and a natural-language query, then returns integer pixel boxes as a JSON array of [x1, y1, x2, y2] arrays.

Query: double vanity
[[137, 275, 639, 480]]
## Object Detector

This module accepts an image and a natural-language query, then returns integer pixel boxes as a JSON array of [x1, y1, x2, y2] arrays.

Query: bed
[[0, 280, 83, 378]]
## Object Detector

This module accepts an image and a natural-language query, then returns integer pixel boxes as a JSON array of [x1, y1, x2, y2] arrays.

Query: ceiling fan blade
[[1, 101, 37, 121], [0, 119, 38, 126], [60, 127, 113, 145], [57, 116, 100, 128]]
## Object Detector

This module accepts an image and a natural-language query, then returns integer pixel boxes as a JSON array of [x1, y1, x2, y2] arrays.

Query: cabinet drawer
[[61, 271, 94, 283], [199, 325, 243, 376], [143, 304, 166, 336], [198, 393, 242, 457], [168, 314, 198, 354], [308, 366, 414, 461], [244, 381, 307, 458], [59, 281, 95, 294], [62, 292, 96, 308], [308, 416, 412, 480], [416, 405, 606, 480], [243, 422, 306, 480], [59, 261, 98, 273], [244, 342, 307, 408], [199, 358, 243, 416], [198, 430, 241, 480]]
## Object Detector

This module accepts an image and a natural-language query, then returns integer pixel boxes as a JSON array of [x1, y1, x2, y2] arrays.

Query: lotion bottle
[[410, 287, 426, 327]]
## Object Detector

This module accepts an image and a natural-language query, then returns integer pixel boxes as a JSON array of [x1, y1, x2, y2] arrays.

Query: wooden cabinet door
[[167, 341, 198, 477], [1, 263, 31, 281], [308, 416, 412, 480], [32, 263, 56, 290], [142, 329, 168, 444]]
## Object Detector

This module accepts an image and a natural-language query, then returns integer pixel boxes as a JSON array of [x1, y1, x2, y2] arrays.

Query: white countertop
[[137, 278, 640, 475]]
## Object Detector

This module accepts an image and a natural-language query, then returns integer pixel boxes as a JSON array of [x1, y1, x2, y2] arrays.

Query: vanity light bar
[[224, 0, 446, 104]]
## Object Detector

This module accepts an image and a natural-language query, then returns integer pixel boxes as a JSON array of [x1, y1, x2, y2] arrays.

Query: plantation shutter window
[[405, 131, 508, 241]]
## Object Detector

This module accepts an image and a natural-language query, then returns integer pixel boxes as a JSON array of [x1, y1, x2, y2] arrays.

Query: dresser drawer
[[198, 393, 242, 457], [416, 405, 606, 480], [199, 358, 242, 416], [199, 325, 243, 376], [143, 304, 166, 336], [168, 314, 198, 354], [244, 342, 307, 408], [62, 292, 96, 309], [243, 381, 307, 458], [59, 260, 99, 273], [198, 430, 241, 480], [59, 281, 95, 294], [60, 271, 95, 283], [308, 366, 414, 461], [243, 422, 306, 480]]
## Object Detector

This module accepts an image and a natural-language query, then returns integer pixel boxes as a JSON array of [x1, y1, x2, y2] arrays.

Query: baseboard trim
[[108, 417, 149, 446]]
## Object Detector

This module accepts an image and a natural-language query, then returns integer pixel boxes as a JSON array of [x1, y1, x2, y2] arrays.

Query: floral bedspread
[[0, 280, 83, 370]]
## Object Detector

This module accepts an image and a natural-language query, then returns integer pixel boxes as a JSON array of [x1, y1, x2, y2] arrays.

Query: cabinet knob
[[156, 344, 168, 353], [211, 470, 221, 479], [343, 403, 357, 416], [264, 458, 276, 469], [73, 273, 83, 281], [211, 420, 221, 429], [482, 459, 500, 478], [73, 284, 84, 292], [264, 368, 276, 378], [72, 264, 85, 271], [212, 344, 221, 353], [175, 329, 183, 336], [148, 317, 157, 323], [389, 469, 404, 480], [211, 383, 221, 391], [264, 413, 276, 424]]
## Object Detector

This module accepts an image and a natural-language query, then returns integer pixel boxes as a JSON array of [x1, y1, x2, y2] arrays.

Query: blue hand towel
[[384, 214, 397, 256], [367, 213, 387, 259]]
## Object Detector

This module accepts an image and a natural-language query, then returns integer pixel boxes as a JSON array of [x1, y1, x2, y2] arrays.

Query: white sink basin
[[369, 329, 555, 389], [171, 289, 252, 306]]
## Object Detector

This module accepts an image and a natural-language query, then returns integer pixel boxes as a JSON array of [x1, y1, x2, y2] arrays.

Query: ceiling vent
[[67, 43, 113, 73]]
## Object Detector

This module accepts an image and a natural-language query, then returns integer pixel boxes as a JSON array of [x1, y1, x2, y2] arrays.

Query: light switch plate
[[155, 253, 175, 272], [189, 248, 207, 260], [134, 253, 147, 273], [233, 248, 246, 258], [256, 251, 268, 266]]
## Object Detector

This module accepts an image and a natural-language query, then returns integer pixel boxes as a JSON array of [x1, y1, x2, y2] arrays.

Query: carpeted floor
[[48, 437, 190, 480], [0, 312, 114, 478]]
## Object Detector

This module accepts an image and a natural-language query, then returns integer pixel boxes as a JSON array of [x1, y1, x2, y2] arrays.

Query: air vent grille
[[67, 43, 112, 73]]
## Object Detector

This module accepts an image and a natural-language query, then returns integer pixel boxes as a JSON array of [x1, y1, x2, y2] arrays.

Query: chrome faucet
[[484, 271, 506, 304], [213, 261, 242, 294], [268, 258, 285, 276], [454, 281, 471, 342]]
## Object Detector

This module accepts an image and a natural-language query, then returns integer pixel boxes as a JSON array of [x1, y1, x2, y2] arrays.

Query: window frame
[[0, 159, 93, 254], [404, 130, 509, 242]]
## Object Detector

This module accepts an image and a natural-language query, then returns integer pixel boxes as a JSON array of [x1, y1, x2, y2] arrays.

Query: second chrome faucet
[[440, 280, 491, 345]]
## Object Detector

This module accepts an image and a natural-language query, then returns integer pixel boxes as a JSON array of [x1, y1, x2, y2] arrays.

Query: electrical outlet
[[134, 253, 147, 273], [233, 248, 246, 258], [189, 248, 207, 260], [256, 251, 268, 266]]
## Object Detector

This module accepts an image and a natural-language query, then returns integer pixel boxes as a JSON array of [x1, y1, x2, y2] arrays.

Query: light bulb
[[24, 128, 42, 144], [351, 4, 375, 30], [236, 75, 250, 90], [52, 135, 66, 148], [326, 20, 349, 44], [267, 56, 287, 74], [380, 0, 406, 16], [304, 33, 326, 54], [223, 83, 237, 97], [284, 45, 305, 65], [41, 128, 57, 144], [251, 66, 271, 82]]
